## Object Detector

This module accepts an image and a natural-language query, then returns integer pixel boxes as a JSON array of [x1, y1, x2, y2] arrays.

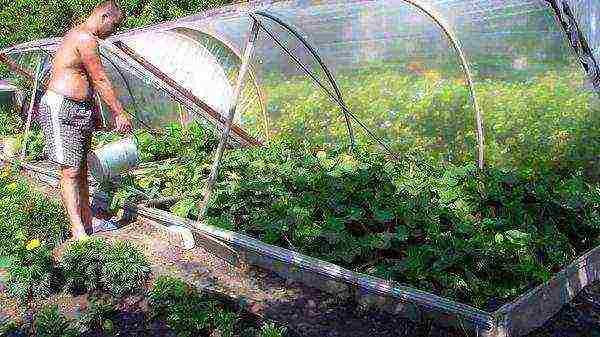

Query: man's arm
[[77, 33, 131, 132]]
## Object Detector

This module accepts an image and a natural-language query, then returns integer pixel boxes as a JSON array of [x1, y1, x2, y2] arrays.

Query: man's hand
[[114, 113, 133, 134]]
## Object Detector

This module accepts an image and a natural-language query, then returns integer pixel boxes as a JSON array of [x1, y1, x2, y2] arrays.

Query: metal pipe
[[547, 0, 600, 96], [20, 57, 44, 161], [250, 14, 402, 161], [198, 19, 261, 219], [254, 11, 356, 150]]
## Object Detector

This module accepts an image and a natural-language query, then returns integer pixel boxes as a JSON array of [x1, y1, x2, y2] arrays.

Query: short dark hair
[[94, 1, 123, 20]]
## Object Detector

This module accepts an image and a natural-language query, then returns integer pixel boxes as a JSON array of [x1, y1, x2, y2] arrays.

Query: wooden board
[[134, 204, 496, 335], [493, 245, 600, 337], [17, 162, 600, 337]]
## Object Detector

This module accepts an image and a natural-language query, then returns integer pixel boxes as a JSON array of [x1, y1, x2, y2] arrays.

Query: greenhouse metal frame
[[1, 1, 599, 336]]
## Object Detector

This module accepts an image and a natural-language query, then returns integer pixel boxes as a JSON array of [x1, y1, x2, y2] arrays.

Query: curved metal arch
[[255, 2, 485, 168], [170, 26, 271, 141], [399, 1, 485, 168], [254, 10, 356, 149]]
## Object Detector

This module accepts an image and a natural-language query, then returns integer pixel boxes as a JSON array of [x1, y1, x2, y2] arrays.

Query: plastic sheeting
[[1, 0, 598, 168]]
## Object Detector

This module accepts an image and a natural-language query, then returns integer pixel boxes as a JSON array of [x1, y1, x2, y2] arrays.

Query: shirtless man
[[39, 1, 132, 240]]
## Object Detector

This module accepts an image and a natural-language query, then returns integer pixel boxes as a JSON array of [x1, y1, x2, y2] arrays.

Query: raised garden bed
[[6, 135, 600, 337], [2, 61, 599, 337]]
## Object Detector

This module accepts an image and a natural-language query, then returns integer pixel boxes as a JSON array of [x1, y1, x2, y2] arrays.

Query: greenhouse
[[0, 0, 599, 336]]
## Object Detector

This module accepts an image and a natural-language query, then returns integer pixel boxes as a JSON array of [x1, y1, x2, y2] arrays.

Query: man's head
[[86, 1, 124, 38]]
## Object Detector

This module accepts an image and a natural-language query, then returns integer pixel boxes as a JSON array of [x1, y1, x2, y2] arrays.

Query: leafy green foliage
[[257, 64, 598, 176], [0, 106, 46, 161], [0, 166, 70, 257], [60, 238, 150, 298], [102, 240, 152, 299], [33, 305, 78, 337], [148, 276, 240, 337], [77, 295, 119, 334], [133, 134, 599, 310], [260, 322, 288, 337], [0, 305, 79, 337], [96, 63, 595, 310], [135, 120, 218, 162], [59, 238, 106, 295], [0, 106, 23, 136], [0, 0, 238, 50], [5, 242, 59, 306]]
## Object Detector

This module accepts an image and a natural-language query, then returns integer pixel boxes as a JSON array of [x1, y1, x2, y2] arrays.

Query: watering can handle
[[130, 127, 163, 146]]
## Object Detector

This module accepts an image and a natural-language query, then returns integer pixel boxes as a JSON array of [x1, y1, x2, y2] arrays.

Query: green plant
[[23, 125, 46, 161], [0, 106, 23, 136], [140, 133, 597, 309], [33, 305, 78, 337], [148, 276, 211, 336], [0, 167, 70, 257], [102, 240, 151, 299], [148, 276, 240, 337], [5, 241, 59, 306], [60, 238, 107, 295], [0, 1, 237, 50], [60, 238, 150, 299], [259, 322, 288, 337], [0, 317, 26, 336], [78, 295, 118, 334]]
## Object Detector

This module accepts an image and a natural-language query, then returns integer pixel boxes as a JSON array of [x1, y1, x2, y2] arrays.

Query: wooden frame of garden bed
[[8, 157, 600, 337], [131, 198, 600, 337]]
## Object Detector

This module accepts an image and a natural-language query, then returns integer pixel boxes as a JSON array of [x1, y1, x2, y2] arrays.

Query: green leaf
[[0, 255, 14, 269], [495, 233, 504, 244], [374, 209, 394, 223], [170, 198, 197, 219], [504, 230, 530, 246], [395, 225, 409, 242]]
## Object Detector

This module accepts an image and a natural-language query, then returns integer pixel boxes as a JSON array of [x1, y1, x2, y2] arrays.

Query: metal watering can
[[88, 137, 140, 183]]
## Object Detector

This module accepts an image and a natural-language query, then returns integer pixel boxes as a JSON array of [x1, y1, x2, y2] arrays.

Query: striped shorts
[[38, 91, 96, 169]]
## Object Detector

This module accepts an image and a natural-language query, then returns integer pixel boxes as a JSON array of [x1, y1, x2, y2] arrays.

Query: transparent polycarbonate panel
[[100, 53, 195, 130], [435, 0, 599, 173], [251, 15, 354, 150], [190, 14, 254, 55], [3, 49, 52, 85], [268, 1, 457, 70], [120, 30, 237, 116], [565, 0, 599, 61], [171, 26, 267, 140], [5, 0, 595, 169], [97, 36, 250, 146], [117, 24, 266, 141], [262, 0, 476, 163]]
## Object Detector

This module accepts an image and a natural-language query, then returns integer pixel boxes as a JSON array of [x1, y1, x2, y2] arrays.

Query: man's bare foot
[[71, 227, 90, 241]]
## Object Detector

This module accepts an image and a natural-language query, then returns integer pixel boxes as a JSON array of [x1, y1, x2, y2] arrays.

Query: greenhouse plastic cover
[[1, 0, 598, 168]]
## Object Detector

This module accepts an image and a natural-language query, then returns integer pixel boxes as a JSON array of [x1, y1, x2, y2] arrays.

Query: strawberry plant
[[139, 134, 599, 310]]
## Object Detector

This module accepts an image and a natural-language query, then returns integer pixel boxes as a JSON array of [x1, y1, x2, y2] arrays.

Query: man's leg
[[80, 160, 93, 233], [60, 166, 89, 239]]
